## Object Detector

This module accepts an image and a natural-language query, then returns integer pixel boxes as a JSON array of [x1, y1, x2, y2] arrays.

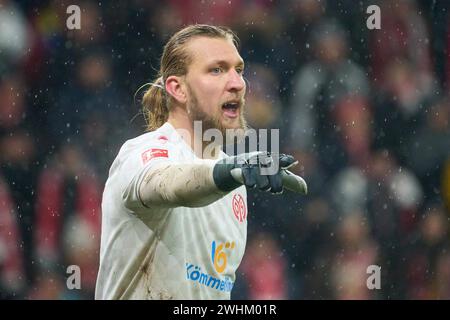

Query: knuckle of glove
[[279, 153, 296, 169]]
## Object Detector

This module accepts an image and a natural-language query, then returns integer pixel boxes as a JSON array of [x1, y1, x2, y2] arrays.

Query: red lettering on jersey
[[141, 148, 168, 165], [232, 194, 247, 223]]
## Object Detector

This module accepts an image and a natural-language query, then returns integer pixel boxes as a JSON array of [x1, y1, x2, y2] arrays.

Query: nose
[[226, 69, 245, 92]]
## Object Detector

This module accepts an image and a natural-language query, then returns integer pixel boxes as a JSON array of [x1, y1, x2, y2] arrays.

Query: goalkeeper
[[95, 24, 307, 300]]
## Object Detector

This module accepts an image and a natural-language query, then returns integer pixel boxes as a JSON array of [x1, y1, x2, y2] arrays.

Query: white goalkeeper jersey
[[95, 122, 248, 300]]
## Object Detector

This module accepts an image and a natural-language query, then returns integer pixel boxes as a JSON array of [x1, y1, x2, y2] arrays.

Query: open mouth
[[222, 102, 240, 118]]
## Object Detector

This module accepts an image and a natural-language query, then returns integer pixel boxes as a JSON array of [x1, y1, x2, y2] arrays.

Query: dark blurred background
[[1, 0, 450, 299]]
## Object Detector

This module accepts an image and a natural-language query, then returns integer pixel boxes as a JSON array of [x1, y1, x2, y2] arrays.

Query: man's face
[[183, 36, 247, 135]]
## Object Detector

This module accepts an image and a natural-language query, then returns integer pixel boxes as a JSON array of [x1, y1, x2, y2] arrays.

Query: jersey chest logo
[[232, 194, 247, 223]]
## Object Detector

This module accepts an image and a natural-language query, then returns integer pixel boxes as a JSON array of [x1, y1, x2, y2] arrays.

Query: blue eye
[[211, 67, 223, 74], [236, 68, 244, 75]]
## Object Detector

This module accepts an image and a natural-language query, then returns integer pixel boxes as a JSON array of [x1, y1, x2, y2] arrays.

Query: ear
[[165, 75, 187, 104]]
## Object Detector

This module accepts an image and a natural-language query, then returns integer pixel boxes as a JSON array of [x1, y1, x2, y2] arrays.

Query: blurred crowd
[[1, 0, 450, 299]]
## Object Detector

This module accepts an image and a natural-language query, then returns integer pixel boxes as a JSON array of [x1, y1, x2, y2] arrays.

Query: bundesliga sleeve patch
[[141, 148, 169, 165]]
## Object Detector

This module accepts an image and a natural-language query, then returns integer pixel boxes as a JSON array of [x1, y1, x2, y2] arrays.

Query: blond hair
[[141, 24, 240, 131]]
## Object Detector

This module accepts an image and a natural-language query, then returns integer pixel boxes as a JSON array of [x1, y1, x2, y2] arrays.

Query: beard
[[186, 85, 248, 144]]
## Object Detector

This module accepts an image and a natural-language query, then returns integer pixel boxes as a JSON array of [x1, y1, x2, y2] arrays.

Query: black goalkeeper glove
[[212, 151, 307, 195]]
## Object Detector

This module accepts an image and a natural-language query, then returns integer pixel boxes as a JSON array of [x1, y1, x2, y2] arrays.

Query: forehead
[[185, 36, 243, 68]]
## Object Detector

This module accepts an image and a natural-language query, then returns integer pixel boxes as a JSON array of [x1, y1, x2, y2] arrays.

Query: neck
[[167, 109, 222, 160]]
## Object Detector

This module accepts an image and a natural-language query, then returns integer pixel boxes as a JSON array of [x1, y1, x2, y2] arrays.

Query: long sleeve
[[136, 160, 228, 208]]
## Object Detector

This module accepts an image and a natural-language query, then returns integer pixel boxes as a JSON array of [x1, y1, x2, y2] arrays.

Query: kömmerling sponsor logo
[[185, 263, 234, 292]]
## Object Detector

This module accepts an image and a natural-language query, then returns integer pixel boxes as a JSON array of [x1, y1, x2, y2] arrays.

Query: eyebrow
[[208, 59, 245, 67]]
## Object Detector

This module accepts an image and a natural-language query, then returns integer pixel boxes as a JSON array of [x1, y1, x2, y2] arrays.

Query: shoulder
[[107, 125, 183, 190], [118, 124, 183, 164]]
